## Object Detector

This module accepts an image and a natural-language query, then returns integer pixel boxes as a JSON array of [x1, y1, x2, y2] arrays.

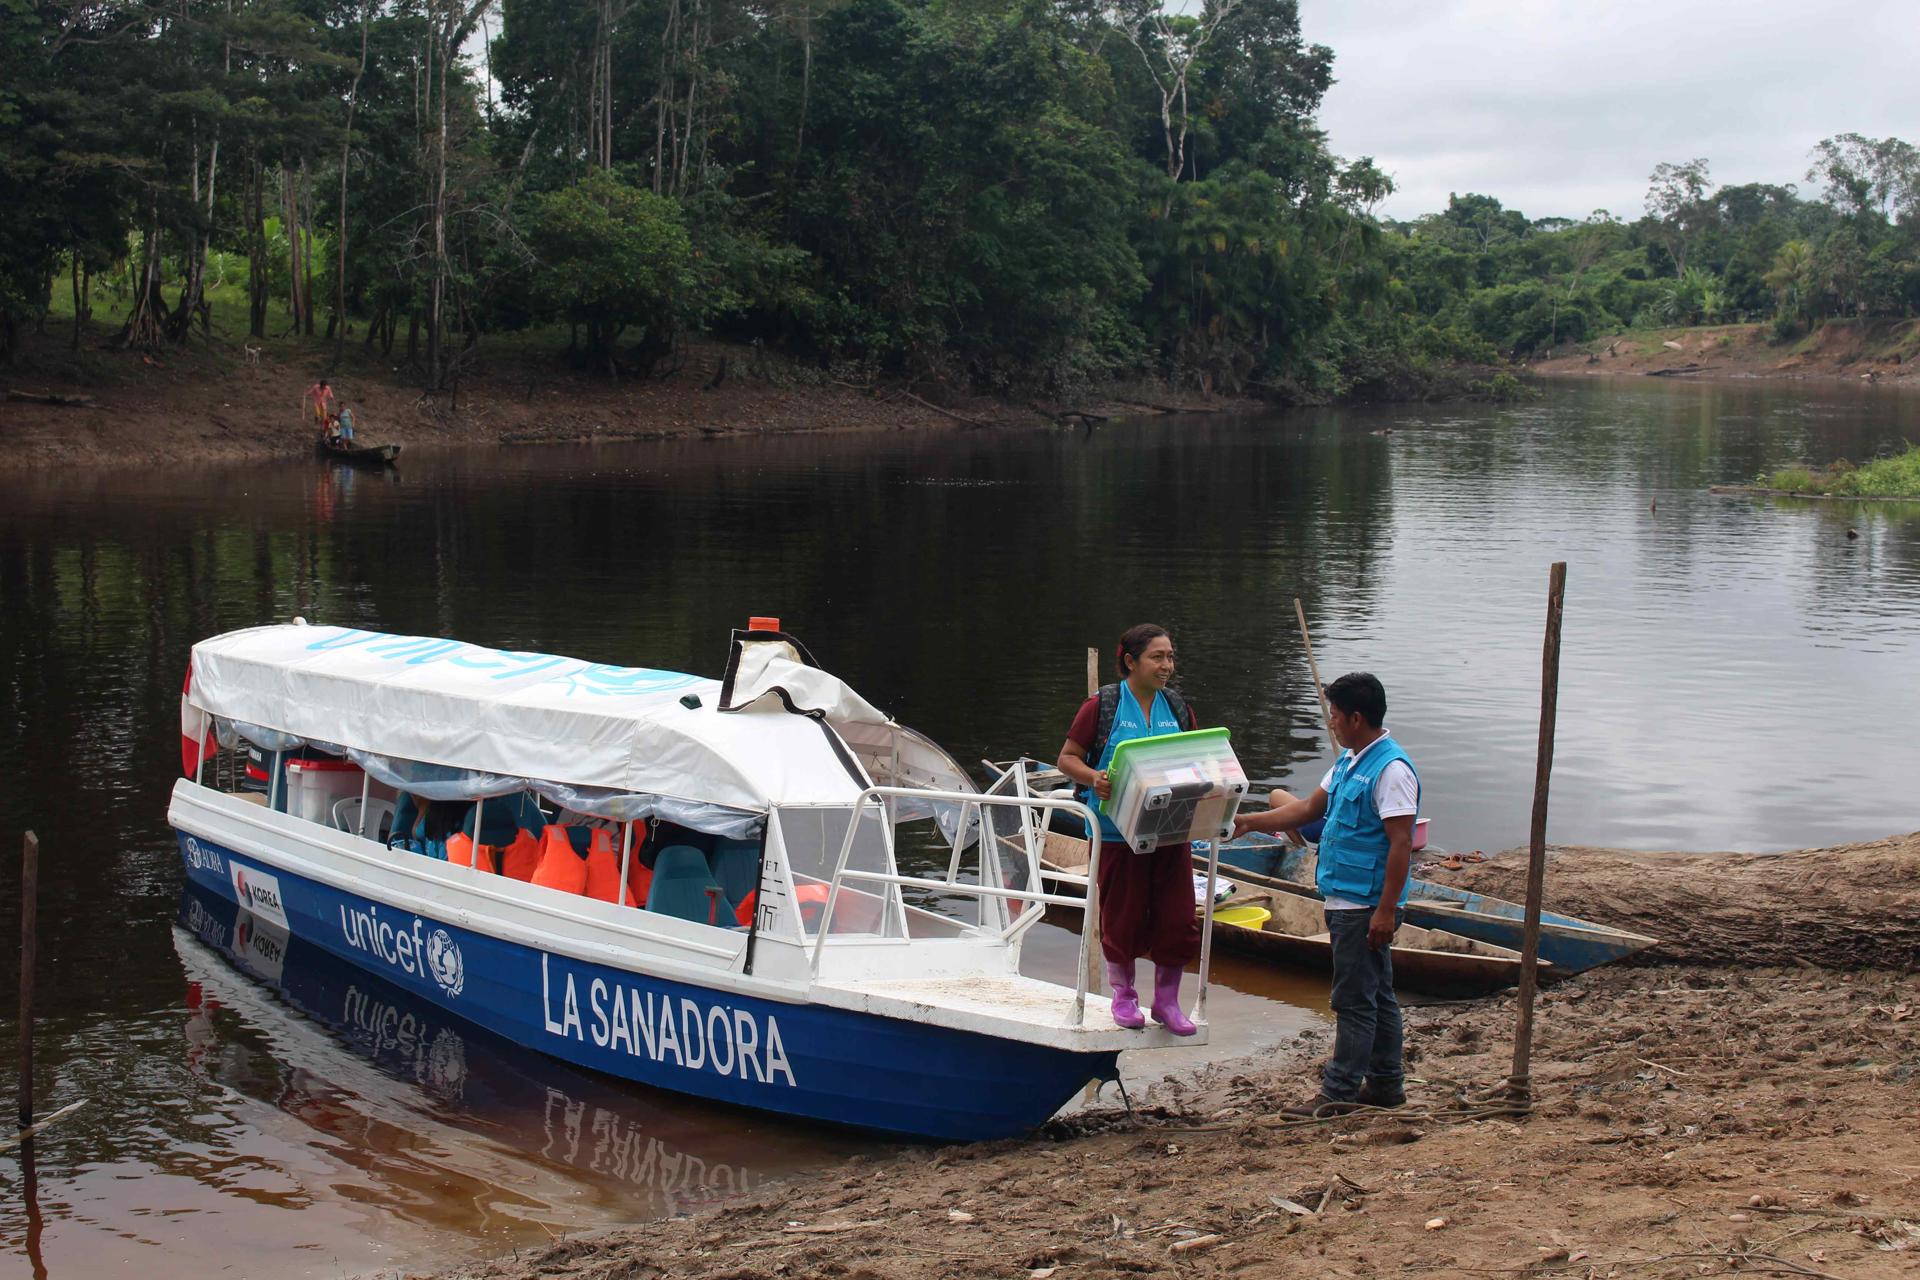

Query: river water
[[2, 378, 1918, 1276]]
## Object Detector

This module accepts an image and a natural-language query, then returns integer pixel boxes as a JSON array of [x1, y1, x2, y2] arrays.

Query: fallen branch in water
[[886, 388, 993, 428]]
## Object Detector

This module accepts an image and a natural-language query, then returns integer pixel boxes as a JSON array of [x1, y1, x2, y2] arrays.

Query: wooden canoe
[[1217, 836, 1657, 974], [317, 438, 401, 466], [1038, 837, 1542, 998]]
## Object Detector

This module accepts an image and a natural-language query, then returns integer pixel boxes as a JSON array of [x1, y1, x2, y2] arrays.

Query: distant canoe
[[316, 437, 401, 466], [1217, 836, 1657, 974]]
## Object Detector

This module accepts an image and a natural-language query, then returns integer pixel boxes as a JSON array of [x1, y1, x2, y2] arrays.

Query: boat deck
[[813, 972, 1200, 1050]]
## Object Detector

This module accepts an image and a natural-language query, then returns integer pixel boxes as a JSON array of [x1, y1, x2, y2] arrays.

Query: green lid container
[[1099, 726, 1236, 819]]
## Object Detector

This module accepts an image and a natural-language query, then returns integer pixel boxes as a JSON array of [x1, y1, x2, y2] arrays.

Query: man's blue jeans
[[1323, 907, 1404, 1100]]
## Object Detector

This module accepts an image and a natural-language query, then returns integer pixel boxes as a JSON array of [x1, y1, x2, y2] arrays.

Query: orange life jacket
[[446, 833, 499, 874], [531, 826, 588, 895], [582, 823, 651, 906], [583, 828, 635, 907], [499, 829, 542, 881]]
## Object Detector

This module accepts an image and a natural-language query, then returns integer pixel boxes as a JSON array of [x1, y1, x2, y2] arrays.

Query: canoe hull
[[317, 439, 401, 466], [1043, 854, 1533, 998], [1217, 838, 1656, 974], [1204, 911, 1527, 999], [176, 827, 1116, 1142]]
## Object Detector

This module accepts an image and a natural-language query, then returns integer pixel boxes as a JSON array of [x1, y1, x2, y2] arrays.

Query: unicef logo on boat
[[425, 928, 465, 998]]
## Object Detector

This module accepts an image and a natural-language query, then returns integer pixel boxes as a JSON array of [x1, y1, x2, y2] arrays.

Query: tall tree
[[1645, 157, 1714, 277]]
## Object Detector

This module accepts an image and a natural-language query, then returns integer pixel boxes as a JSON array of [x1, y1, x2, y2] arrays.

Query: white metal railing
[[813, 786, 1108, 1024]]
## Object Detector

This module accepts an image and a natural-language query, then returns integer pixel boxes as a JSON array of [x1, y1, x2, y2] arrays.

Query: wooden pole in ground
[[1507, 563, 1567, 1112], [1293, 598, 1332, 735], [18, 830, 38, 1129]]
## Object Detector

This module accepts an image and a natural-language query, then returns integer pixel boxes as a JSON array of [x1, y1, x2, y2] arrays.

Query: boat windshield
[[777, 804, 907, 941]]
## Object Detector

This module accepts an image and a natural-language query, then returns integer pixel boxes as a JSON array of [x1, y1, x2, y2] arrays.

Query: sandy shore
[[1528, 320, 1920, 386], [427, 835, 1919, 1280]]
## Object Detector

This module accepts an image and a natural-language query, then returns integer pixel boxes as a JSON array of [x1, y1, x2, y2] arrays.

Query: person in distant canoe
[[1232, 672, 1419, 1116], [305, 379, 335, 432], [333, 402, 356, 442], [1056, 623, 1200, 1035]]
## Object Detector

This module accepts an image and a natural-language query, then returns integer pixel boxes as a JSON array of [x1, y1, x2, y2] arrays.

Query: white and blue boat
[[170, 621, 1212, 1143]]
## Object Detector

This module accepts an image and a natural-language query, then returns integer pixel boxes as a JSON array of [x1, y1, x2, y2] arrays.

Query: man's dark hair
[[1325, 672, 1387, 728]]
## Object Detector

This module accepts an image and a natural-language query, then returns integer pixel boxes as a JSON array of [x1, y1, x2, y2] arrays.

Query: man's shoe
[[1279, 1093, 1359, 1120], [1356, 1081, 1406, 1108]]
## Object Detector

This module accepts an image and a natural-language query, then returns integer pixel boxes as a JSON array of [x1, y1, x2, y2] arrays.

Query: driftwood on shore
[[1645, 364, 1714, 377], [1431, 831, 1920, 970], [6, 389, 96, 407]]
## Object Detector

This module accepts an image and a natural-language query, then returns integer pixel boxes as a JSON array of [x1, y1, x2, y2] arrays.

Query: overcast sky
[[1297, 0, 1920, 222]]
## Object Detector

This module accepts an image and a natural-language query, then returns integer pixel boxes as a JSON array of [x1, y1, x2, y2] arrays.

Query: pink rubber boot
[[1150, 964, 1197, 1036], [1107, 960, 1146, 1029]]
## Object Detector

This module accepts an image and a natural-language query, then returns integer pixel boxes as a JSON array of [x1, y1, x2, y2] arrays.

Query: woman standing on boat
[[1056, 624, 1200, 1035]]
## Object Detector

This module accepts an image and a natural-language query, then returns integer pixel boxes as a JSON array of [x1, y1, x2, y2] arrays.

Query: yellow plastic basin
[[1211, 904, 1272, 929]]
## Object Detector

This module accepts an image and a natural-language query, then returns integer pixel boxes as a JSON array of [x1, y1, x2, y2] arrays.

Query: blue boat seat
[[389, 793, 421, 848], [467, 791, 545, 844], [647, 845, 732, 926], [709, 838, 761, 906]]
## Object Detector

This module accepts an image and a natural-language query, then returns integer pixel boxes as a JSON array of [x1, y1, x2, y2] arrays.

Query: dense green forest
[[2, 0, 1916, 398]]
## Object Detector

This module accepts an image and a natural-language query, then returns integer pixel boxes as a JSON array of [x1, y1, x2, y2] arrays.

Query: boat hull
[[317, 439, 401, 466], [1217, 838, 1655, 974], [1204, 912, 1526, 999], [174, 827, 1116, 1142], [1041, 852, 1533, 998]]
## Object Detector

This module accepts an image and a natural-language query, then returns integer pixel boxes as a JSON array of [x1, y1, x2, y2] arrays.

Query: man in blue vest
[[1232, 672, 1419, 1117]]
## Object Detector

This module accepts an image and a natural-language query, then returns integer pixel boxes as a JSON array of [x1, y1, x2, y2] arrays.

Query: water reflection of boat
[[171, 623, 1201, 1142], [174, 883, 846, 1224]]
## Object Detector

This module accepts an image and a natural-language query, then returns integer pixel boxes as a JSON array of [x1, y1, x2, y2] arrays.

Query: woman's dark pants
[[1322, 907, 1405, 1100]]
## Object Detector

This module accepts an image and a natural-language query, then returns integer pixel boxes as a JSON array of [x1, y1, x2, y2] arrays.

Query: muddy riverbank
[[1423, 831, 1920, 971], [437, 839, 1920, 1280], [0, 334, 1236, 471], [1529, 319, 1920, 386]]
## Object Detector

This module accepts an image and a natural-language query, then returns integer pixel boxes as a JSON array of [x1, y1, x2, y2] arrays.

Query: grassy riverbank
[[442, 833, 1920, 1280], [1761, 444, 1920, 499]]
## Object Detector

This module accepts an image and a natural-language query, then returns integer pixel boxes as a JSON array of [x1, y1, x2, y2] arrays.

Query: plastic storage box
[[284, 757, 366, 824], [1101, 728, 1249, 854]]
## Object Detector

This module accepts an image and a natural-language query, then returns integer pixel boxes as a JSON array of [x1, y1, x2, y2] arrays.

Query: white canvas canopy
[[188, 624, 875, 815], [718, 630, 977, 802]]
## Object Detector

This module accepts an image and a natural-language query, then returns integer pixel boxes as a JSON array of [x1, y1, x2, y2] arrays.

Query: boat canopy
[[186, 624, 969, 825]]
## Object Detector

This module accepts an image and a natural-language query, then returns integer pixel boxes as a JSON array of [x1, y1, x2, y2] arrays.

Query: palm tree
[[1764, 240, 1816, 328]]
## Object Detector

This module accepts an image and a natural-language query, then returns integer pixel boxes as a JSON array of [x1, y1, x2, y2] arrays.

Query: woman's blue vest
[[1084, 684, 1184, 842], [1315, 736, 1419, 906]]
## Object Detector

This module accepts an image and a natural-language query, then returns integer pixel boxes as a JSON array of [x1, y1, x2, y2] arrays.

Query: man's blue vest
[[1084, 684, 1184, 842], [1315, 736, 1420, 906]]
